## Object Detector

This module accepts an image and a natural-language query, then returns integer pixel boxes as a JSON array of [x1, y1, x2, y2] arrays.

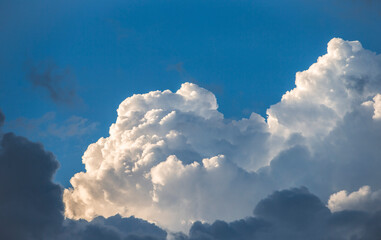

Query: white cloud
[[328, 186, 381, 213], [64, 38, 381, 232], [372, 94, 381, 120]]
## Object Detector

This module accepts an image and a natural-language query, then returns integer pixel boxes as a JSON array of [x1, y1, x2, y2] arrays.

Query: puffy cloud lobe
[[186, 188, 381, 240], [148, 155, 261, 229], [64, 38, 381, 232], [254, 39, 381, 199], [267, 38, 381, 141], [328, 186, 381, 213], [371, 94, 381, 120]]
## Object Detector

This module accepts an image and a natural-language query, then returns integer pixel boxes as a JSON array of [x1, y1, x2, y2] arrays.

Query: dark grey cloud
[[185, 187, 381, 240], [27, 60, 82, 106], [0, 109, 4, 127], [0, 132, 64, 240], [59, 215, 167, 240]]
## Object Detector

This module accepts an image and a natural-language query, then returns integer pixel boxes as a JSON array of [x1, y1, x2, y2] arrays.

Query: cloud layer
[[63, 38, 381, 232]]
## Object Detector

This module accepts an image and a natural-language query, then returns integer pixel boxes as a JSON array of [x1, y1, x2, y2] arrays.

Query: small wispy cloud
[[8, 112, 98, 140], [26, 60, 83, 107], [46, 115, 98, 139], [167, 62, 224, 95], [167, 62, 195, 81]]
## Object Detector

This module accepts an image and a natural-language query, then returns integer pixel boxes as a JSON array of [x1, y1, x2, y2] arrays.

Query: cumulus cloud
[[63, 38, 381, 232], [63, 82, 269, 231], [267, 38, 381, 140], [27, 60, 82, 106]]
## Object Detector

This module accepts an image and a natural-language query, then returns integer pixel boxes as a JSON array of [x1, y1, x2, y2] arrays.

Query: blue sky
[[1, 0, 381, 186]]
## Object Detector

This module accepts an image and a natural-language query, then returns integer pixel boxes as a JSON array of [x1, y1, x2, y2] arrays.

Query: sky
[[1, 0, 381, 239]]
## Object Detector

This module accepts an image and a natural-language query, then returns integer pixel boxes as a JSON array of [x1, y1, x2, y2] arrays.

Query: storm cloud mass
[[1, 38, 381, 239]]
